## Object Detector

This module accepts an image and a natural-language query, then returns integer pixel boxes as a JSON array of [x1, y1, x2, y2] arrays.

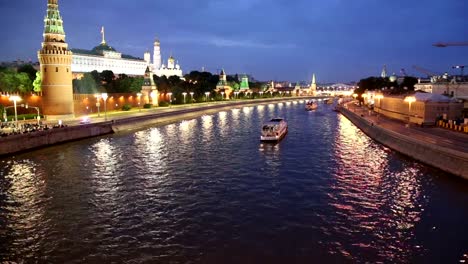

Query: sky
[[0, 0, 467, 83]]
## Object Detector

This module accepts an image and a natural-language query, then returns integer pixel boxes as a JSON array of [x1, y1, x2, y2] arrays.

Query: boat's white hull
[[260, 127, 288, 142]]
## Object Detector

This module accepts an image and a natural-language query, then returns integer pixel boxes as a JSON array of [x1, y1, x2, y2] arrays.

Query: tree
[[33, 72, 42, 92], [17, 64, 37, 82], [72, 73, 98, 94], [0, 70, 32, 93], [15, 72, 33, 93], [0, 70, 16, 93]]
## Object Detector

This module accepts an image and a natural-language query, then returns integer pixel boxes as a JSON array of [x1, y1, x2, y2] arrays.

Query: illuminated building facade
[[71, 27, 147, 77]]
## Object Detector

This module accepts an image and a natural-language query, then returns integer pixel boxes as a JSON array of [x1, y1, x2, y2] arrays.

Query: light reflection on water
[[0, 101, 467, 263]]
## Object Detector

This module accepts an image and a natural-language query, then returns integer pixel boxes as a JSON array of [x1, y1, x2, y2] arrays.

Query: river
[[1, 100, 467, 263]]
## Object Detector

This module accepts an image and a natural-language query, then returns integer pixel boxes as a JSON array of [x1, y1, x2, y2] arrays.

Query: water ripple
[[0, 102, 466, 263]]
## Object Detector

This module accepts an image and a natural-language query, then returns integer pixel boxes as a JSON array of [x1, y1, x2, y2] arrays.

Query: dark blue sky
[[1, 0, 467, 83]]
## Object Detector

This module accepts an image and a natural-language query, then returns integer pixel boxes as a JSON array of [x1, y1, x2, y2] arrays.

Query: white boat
[[260, 118, 288, 142], [305, 100, 318, 111]]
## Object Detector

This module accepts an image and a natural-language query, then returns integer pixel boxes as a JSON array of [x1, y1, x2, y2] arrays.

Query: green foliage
[[357, 76, 418, 95], [4, 113, 40, 121], [143, 103, 152, 109], [73, 73, 98, 94], [16, 73, 33, 93], [121, 104, 132, 111], [17, 64, 37, 81], [0, 69, 33, 93], [158, 101, 170, 107], [33, 72, 42, 92]]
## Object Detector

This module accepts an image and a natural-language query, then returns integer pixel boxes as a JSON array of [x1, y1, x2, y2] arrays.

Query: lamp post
[[21, 103, 41, 124], [182, 92, 187, 104], [101, 93, 108, 121], [221, 91, 224, 101], [95, 94, 101, 117], [234, 91, 239, 99], [150, 91, 156, 106], [189, 92, 194, 104], [205, 92, 210, 102], [404, 96, 416, 126], [259, 91, 264, 98], [168, 92, 172, 107], [375, 94, 384, 116], [136, 92, 142, 111], [8, 95, 21, 126]]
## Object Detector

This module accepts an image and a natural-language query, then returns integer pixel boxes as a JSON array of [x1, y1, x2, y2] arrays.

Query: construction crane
[[433, 41, 468, 47], [412, 65, 439, 78], [452, 65, 466, 76], [412, 65, 446, 83]]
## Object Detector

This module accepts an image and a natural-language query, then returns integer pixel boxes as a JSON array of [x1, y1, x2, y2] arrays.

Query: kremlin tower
[[38, 0, 74, 120]]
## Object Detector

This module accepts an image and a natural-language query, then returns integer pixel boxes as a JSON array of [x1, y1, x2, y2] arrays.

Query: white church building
[[144, 39, 183, 78]]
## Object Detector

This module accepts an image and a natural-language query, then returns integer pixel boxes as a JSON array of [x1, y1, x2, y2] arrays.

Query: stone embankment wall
[[0, 122, 114, 156], [0, 97, 311, 156], [339, 107, 468, 180]]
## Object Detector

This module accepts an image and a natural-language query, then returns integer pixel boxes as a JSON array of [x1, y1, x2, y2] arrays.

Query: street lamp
[[205, 92, 210, 102], [101, 93, 108, 121], [95, 94, 101, 117], [21, 103, 41, 124], [221, 91, 224, 100], [259, 91, 264, 98], [404, 96, 416, 126], [136, 92, 142, 111], [182, 92, 187, 104], [168, 92, 173, 107], [150, 91, 157, 106], [189, 92, 194, 104], [375, 94, 384, 115], [234, 91, 239, 99], [8, 95, 21, 126]]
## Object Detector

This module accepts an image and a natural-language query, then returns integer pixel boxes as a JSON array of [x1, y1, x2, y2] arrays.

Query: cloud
[[167, 35, 296, 49]]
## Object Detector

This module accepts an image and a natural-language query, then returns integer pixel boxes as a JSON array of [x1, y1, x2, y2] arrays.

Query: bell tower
[[38, 0, 74, 120], [153, 38, 162, 70]]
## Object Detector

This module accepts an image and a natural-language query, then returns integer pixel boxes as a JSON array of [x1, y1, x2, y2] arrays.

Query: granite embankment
[[338, 105, 468, 180], [0, 98, 308, 156]]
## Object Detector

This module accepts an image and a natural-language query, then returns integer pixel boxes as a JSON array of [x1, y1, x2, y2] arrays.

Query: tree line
[[0, 64, 266, 100], [355, 76, 418, 95], [0, 64, 39, 94]]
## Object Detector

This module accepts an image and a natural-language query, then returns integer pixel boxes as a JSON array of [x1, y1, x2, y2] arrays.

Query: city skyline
[[0, 0, 467, 83]]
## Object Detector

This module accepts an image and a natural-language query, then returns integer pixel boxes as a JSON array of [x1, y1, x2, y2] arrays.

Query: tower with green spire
[[38, 0, 74, 120], [239, 74, 250, 90]]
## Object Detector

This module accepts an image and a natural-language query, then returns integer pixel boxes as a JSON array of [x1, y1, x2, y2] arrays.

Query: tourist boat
[[305, 100, 318, 111], [260, 118, 288, 142]]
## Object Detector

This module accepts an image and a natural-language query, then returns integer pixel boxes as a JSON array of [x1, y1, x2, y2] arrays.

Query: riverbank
[[337, 104, 468, 180], [0, 97, 312, 156]]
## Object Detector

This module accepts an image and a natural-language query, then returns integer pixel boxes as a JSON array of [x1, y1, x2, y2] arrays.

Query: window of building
[[56, 67, 58, 72]]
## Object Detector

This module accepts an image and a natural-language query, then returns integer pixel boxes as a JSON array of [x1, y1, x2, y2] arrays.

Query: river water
[[0, 100, 467, 263]]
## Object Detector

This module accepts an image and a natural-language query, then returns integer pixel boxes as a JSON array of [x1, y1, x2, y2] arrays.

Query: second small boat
[[305, 100, 318, 111]]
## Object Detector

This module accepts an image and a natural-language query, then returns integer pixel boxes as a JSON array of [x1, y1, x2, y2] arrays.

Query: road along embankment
[[338, 106, 468, 180], [0, 97, 309, 157]]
